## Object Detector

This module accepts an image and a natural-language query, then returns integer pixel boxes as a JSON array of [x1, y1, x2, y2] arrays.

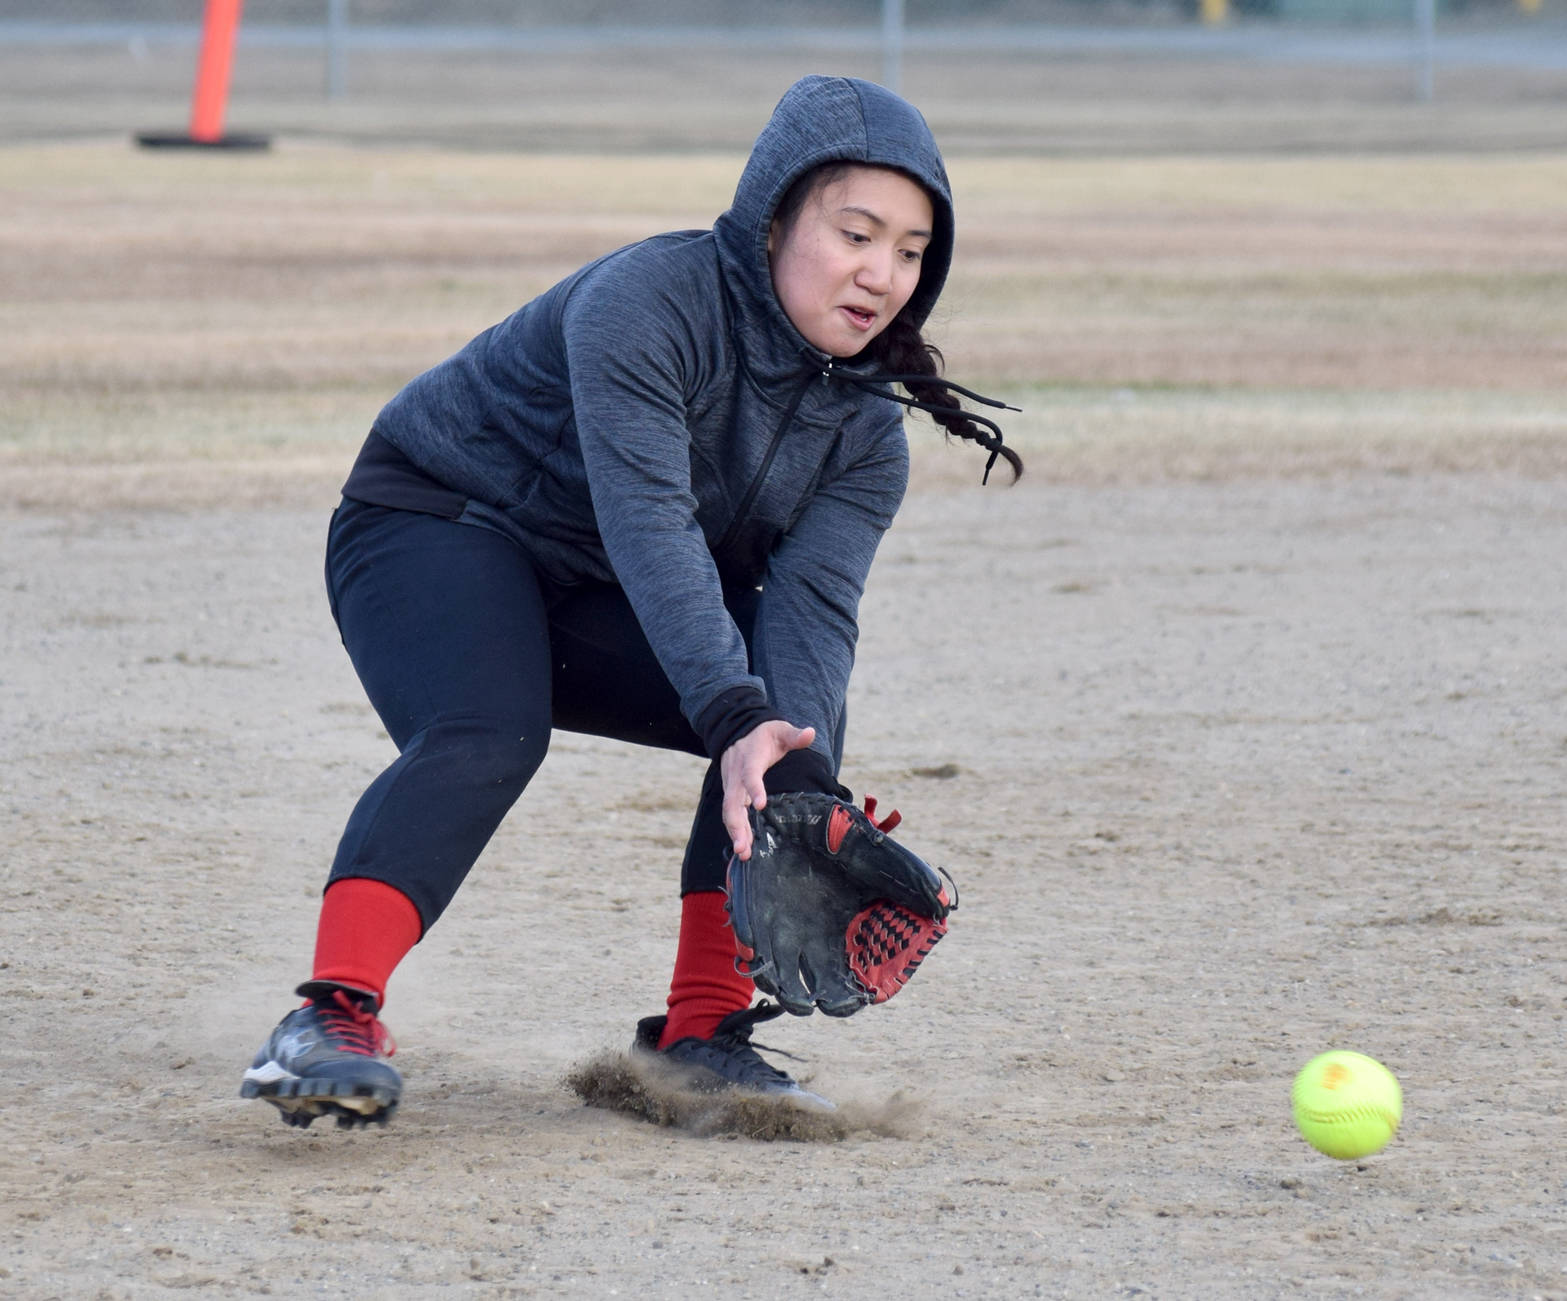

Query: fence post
[[1414, 0, 1436, 101], [326, 0, 349, 100], [881, 0, 904, 95]]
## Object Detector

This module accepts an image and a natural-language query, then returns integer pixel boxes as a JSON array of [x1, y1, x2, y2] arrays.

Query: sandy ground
[[3, 35, 1567, 1299], [4, 456, 1566, 1298]]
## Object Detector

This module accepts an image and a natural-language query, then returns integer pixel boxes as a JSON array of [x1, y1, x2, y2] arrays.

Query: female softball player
[[239, 73, 1020, 1127]]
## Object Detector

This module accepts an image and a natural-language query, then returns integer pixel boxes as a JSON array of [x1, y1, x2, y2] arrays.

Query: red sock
[[310, 877, 423, 1008], [659, 889, 754, 1048]]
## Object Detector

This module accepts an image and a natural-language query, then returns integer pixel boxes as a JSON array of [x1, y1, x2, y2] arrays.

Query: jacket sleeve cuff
[[693, 686, 783, 760], [762, 747, 850, 801], [693, 689, 851, 802]]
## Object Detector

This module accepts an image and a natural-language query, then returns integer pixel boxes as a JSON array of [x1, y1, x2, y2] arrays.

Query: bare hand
[[720, 721, 817, 861]]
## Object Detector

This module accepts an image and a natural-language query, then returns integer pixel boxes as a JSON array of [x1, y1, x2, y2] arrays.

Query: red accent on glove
[[826, 804, 852, 853], [310, 877, 423, 1008], [846, 900, 949, 1004], [828, 797, 905, 855], [661, 890, 755, 1048], [861, 794, 902, 834]]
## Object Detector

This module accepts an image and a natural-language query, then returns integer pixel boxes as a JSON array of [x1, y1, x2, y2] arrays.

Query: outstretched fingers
[[719, 721, 816, 861]]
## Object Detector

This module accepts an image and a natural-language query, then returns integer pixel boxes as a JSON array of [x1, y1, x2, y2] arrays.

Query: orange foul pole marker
[[189, 0, 245, 143]]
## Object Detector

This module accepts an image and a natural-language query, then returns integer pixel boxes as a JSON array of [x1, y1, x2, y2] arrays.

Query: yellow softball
[[1291, 1050, 1402, 1160]]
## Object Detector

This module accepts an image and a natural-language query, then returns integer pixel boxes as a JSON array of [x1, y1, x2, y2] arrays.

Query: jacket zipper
[[714, 360, 827, 557]]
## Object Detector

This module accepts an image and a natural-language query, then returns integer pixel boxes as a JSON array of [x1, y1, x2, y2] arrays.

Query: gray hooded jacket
[[367, 76, 955, 768]]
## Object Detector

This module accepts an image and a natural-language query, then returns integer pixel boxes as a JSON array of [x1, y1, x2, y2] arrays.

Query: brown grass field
[[3, 39, 1567, 1299]]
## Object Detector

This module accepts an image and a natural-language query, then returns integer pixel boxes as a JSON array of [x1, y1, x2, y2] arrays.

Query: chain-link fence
[[3, 0, 1564, 149], [4, 0, 1561, 29]]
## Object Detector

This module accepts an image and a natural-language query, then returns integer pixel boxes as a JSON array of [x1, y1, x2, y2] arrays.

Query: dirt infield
[[6, 467, 1567, 1297], [3, 58, 1567, 1297]]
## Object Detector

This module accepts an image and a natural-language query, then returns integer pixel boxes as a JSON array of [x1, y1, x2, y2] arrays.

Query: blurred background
[[6, 16, 1567, 1301], [3, 0, 1565, 151], [2, 2, 1562, 497]]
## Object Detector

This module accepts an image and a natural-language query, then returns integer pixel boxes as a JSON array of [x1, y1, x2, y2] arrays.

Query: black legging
[[322, 498, 835, 930]]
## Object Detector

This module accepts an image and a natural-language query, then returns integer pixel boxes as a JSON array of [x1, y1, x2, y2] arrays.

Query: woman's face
[[768, 165, 934, 359]]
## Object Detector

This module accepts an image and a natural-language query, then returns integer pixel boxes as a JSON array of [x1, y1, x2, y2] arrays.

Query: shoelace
[[712, 1005, 802, 1084], [317, 989, 396, 1058], [712, 1033, 795, 1086]]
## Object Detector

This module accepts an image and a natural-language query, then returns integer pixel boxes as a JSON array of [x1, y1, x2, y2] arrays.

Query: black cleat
[[240, 985, 401, 1129], [633, 1002, 835, 1111]]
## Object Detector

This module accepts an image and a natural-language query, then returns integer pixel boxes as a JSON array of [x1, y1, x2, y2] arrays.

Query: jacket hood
[[714, 75, 954, 370]]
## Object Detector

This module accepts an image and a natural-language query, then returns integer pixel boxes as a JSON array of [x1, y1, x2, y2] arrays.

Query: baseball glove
[[725, 792, 956, 1017]]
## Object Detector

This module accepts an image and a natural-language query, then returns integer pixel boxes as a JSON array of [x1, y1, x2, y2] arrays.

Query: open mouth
[[841, 306, 876, 330]]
